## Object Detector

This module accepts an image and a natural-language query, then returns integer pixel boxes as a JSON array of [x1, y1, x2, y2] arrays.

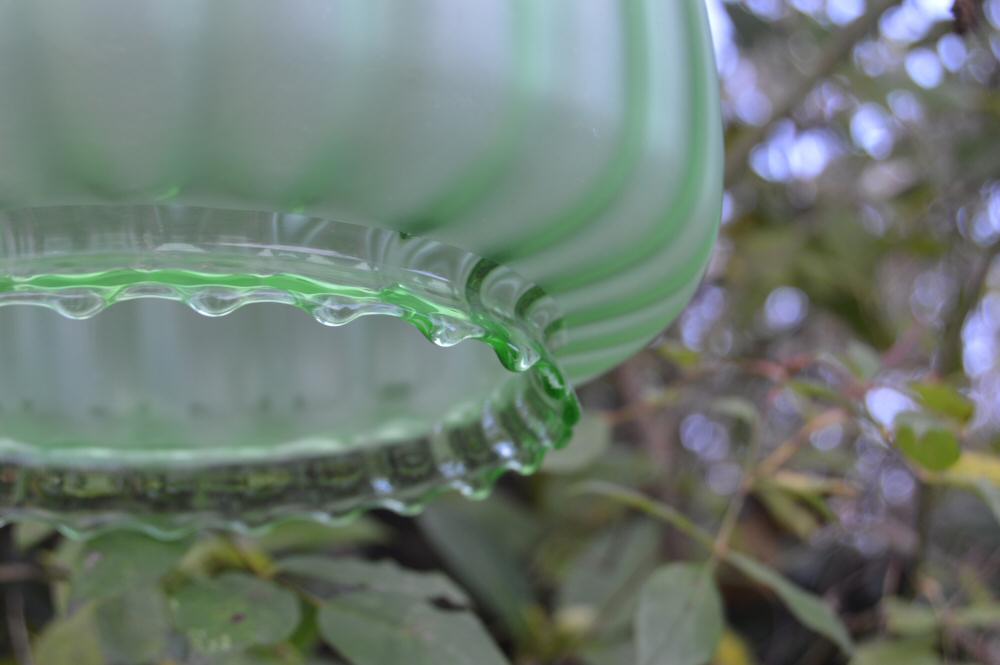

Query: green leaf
[[714, 629, 757, 665], [710, 397, 761, 427], [212, 647, 306, 665], [894, 414, 961, 472], [952, 603, 1000, 628], [755, 485, 823, 539], [574, 446, 665, 489], [656, 340, 703, 369], [573, 481, 713, 549], [543, 413, 611, 474], [557, 519, 661, 635], [253, 517, 388, 554], [971, 479, 1000, 526], [727, 552, 853, 654], [884, 597, 1000, 636], [418, 499, 536, 638], [909, 382, 975, 425], [635, 563, 724, 665], [317, 591, 509, 665], [757, 471, 849, 535], [278, 555, 468, 605], [786, 379, 846, 405], [579, 641, 635, 665], [33, 604, 104, 665], [932, 452, 1000, 526], [843, 342, 881, 381], [767, 470, 855, 499], [14, 520, 54, 552], [71, 530, 189, 602], [170, 572, 301, 654], [95, 586, 171, 664], [884, 598, 937, 636], [578, 482, 853, 653], [851, 638, 940, 665]]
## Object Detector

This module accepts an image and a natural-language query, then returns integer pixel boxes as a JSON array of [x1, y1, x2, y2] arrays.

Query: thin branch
[[936, 241, 1000, 376], [710, 413, 762, 567], [0, 528, 33, 665], [4, 586, 32, 665], [0, 564, 61, 585], [725, 0, 901, 183], [573, 481, 717, 552], [612, 356, 678, 470], [907, 238, 1000, 590], [755, 408, 849, 478]]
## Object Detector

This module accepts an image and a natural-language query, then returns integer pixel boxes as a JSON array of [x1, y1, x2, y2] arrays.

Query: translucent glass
[[0, 0, 722, 534]]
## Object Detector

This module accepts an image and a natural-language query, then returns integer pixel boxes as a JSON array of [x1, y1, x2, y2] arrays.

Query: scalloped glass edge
[[0, 205, 580, 537]]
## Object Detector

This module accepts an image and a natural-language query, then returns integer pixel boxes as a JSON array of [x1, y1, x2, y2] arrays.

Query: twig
[[0, 563, 60, 585], [612, 356, 678, 470], [936, 241, 1000, 377], [755, 408, 849, 478], [4, 586, 32, 665], [725, 0, 900, 183], [710, 414, 763, 566], [218, 532, 274, 578], [952, 0, 982, 34], [948, 627, 998, 665], [604, 354, 832, 427], [602, 387, 680, 426], [573, 481, 717, 552], [0, 527, 33, 665], [909, 240, 1000, 586]]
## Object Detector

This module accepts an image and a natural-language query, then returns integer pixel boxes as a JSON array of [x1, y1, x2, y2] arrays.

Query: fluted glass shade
[[0, 0, 721, 534]]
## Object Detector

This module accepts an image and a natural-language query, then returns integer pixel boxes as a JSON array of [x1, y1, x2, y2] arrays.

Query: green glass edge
[[0, 266, 580, 537]]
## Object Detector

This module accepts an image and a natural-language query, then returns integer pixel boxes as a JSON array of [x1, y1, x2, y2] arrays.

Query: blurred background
[[5, 1, 1000, 664]]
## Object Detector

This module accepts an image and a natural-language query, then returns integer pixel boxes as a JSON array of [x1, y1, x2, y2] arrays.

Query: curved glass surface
[[0, 0, 721, 532]]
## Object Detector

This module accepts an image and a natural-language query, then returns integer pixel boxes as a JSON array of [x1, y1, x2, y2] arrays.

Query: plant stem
[[756, 409, 848, 478], [0, 527, 33, 665], [724, 0, 901, 183], [709, 411, 763, 569], [911, 240, 1000, 587], [0, 563, 60, 585], [937, 241, 1000, 377], [573, 481, 718, 553]]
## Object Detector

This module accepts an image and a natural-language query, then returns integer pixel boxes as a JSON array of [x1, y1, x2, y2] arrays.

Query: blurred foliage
[[2, 1, 1000, 664]]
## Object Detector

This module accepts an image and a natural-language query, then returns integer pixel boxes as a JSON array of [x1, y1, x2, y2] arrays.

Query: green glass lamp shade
[[0, 0, 721, 533]]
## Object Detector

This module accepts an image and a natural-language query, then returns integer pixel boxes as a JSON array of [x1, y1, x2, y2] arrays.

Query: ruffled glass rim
[[0, 204, 580, 537]]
